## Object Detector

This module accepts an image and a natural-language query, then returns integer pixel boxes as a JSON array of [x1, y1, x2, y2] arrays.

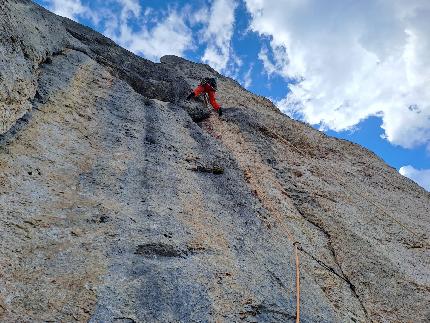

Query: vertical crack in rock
[[289, 188, 371, 321], [300, 223, 370, 320]]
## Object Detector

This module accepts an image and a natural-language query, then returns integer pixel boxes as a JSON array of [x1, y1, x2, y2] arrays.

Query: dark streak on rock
[[135, 243, 184, 258]]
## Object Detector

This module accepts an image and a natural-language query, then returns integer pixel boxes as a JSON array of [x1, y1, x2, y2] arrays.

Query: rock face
[[1, 1, 429, 322]]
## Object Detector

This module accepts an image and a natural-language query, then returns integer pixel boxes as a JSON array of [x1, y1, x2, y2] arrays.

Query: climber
[[186, 77, 222, 116]]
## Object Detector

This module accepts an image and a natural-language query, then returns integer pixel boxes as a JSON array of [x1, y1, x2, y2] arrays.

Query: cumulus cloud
[[245, 0, 430, 150], [201, 0, 239, 73], [113, 11, 194, 61], [101, 1, 194, 61], [399, 165, 430, 191], [43, 0, 94, 21]]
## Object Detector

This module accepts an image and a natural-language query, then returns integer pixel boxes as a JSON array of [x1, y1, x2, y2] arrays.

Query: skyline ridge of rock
[[1, 1, 429, 322]]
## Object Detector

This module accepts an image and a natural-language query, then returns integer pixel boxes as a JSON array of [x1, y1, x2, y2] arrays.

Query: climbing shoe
[[218, 107, 223, 117]]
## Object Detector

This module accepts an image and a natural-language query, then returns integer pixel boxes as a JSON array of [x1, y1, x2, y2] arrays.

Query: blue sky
[[35, 0, 430, 191]]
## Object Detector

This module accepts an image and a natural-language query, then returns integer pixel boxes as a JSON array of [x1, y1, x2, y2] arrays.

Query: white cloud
[[399, 165, 430, 191], [245, 0, 430, 150], [243, 64, 253, 88], [258, 46, 276, 76], [188, 6, 209, 26], [117, 0, 141, 21], [201, 0, 239, 73], [100, 1, 194, 62], [113, 10, 194, 61], [258, 44, 290, 78], [44, 0, 92, 20]]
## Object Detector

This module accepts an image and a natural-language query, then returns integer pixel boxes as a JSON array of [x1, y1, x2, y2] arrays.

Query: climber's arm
[[193, 85, 205, 97]]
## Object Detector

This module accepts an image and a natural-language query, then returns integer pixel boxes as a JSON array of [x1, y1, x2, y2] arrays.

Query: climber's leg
[[208, 91, 220, 111]]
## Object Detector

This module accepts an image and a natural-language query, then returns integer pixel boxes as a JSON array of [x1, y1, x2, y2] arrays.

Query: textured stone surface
[[1, 1, 429, 322], [0, 0, 72, 133]]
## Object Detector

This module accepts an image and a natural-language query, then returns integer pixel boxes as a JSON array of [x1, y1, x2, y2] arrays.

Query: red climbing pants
[[193, 84, 221, 111]]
